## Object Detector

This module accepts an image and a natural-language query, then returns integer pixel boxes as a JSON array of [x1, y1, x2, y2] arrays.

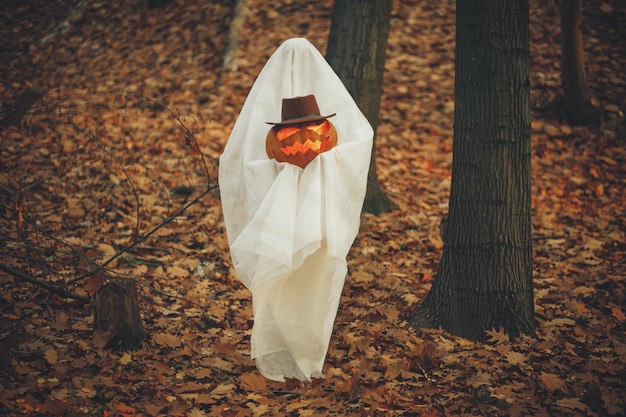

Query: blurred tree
[[410, 0, 535, 342], [147, 0, 172, 9], [560, 0, 601, 126], [326, 0, 397, 215]]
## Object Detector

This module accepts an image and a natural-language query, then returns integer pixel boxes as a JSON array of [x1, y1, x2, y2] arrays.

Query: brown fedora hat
[[266, 94, 336, 125]]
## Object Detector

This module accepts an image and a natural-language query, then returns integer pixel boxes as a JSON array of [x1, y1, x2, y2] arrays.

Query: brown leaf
[[44, 348, 58, 365], [505, 351, 527, 366], [153, 332, 182, 348], [540, 372, 565, 393], [486, 327, 509, 344], [144, 402, 169, 417], [51, 311, 69, 330], [239, 372, 268, 391], [176, 381, 209, 393], [555, 397, 589, 411]]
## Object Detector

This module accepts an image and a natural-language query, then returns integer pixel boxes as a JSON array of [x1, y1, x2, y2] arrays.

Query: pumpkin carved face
[[266, 119, 338, 169]]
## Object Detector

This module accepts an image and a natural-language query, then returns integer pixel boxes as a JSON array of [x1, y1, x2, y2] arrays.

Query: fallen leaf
[[611, 306, 625, 323], [555, 397, 589, 411], [154, 333, 182, 348], [44, 348, 58, 365], [540, 372, 565, 393], [486, 328, 509, 344]]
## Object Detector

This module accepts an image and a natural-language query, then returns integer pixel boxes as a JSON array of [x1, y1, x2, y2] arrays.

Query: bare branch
[[65, 114, 142, 240], [99, 184, 216, 271], [0, 262, 91, 304]]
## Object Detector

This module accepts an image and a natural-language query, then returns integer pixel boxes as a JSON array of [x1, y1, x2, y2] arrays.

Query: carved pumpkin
[[266, 119, 338, 169]]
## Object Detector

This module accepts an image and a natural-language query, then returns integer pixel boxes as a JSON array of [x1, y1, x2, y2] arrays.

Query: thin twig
[[0, 262, 91, 304], [66, 113, 142, 240], [99, 185, 216, 270], [63, 93, 218, 283], [133, 277, 210, 310]]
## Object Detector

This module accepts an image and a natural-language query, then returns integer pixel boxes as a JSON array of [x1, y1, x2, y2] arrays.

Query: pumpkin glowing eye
[[305, 120, 330, 135], [277, 126, 301, 141]]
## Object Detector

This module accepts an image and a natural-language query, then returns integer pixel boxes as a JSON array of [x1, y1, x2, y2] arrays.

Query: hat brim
[[266, 113, 336, 125]]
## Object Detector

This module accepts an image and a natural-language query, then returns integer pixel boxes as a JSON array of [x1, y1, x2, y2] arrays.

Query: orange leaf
[[595, 183, 604, 197], [574, 301, 590, 315], [17, 203, 24, 230], [611, 306, 625, 323], [114, 402, 136, 415]]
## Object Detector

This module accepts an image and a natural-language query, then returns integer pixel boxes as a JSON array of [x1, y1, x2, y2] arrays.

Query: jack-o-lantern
[[265, 95, 338, 169]]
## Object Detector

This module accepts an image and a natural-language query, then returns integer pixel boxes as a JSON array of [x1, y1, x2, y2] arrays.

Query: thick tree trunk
[[94, 279, 147, 350], [410, 0, 535, 342], [560, 0, 600, 126], [326, 0, 397, 215]]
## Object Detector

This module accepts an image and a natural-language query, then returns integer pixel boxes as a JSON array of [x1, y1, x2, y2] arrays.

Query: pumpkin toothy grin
[[280, 138, 331, 155]]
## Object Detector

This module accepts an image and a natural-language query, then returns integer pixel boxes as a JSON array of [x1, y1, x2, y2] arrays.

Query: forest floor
[[1, 0, 625, 416]]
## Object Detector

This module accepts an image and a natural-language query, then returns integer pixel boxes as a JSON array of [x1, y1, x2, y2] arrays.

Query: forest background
[[0, 0, 624, 416]]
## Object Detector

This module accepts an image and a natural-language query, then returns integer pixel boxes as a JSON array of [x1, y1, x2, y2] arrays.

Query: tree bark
[[410, 0, 535, 342], [326, 0, 397, 215], [560, 0, 600, 126], [37, 0, 93, 46], [222, 0, 248, 72], [94, 279, 147, 350]]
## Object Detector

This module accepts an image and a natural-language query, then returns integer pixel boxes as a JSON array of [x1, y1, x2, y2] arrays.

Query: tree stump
[[2, 84, 45, 127], [93, 279, 147, 350]]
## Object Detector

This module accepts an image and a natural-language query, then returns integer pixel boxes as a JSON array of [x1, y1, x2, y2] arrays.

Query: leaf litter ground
[[0, 0, 624, 416]]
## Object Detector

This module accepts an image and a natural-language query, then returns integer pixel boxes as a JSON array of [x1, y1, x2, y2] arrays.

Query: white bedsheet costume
[[219, 38, 373, 381]]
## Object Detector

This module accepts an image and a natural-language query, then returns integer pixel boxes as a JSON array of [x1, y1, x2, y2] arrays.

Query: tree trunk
[[222, 0, 248, 72], [326, 0, 397, 215], [560, 0, 600, 126], [410, 0, 535, 342], [93, 279, 147, 350]]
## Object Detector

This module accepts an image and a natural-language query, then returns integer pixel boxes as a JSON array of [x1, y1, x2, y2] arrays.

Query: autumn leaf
[[611, 306, 625, 323], [153, 333, 182, 348], [144, 403, 169, 417], [44, 348, 58, 365], [187, 408, 209, 417], [113, 402, 136, 416], [555, 397, 589, 411], [540, 372, 565, 393], [420, 410, 441, 417], [240, 372, 268, 391], [486, 327, 509, 344], [505, 351, 527, 366], [176, 381, 209, 393], [119, 352, 132, 365]]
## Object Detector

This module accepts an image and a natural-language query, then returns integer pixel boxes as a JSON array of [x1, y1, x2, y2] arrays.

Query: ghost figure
[[219, 38, 373, 381]]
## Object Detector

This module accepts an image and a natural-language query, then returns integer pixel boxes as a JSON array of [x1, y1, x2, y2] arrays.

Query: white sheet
[[219, 38, 373, 381]]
